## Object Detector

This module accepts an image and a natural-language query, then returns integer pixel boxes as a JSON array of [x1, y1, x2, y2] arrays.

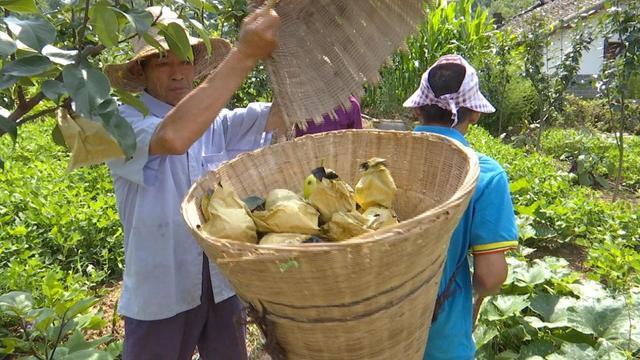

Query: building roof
[[501, 0, 606, 33]]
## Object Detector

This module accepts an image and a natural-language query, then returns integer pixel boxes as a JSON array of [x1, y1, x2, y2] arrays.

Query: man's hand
[[236, 5, 280, 62]]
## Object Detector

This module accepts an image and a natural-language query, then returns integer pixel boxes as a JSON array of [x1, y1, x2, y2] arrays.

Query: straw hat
[[105, 6, 231, 93]]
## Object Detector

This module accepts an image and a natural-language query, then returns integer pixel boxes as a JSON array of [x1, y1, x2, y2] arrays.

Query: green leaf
[[509, 177, 530, 193], [0, 74, 19, 90], [594, 339, 628, 360], [0, 115, 17, 144], [0, 0, 37, 13], [3, 16, 56, 51], [64, 330, 111, 353], [567, 280, 609, 300], [518, 339, 556, 358], [159, 22, 193, 62], [484, 295, 530, 321], [90, 4, 119, 48], [546, 343, 597, 360], [62, 64, 111, 119], [29, 307, 56, 332], [473, 323, 498, 349], [64, 349, 114, 360], [97, 110, 136, 158], [114, 89, 148, 116], [41, 79, 66, 101], [113, 8, 153, 36], [189, 19, 211, 56], [0, 291, 33, 317], [42, 44, 78, 65], [142, 32, 166, 56], [0, 31, 17, 57], [527, 294, 574, 328], [66, 297, 98, 318], [513, 260, 553, 286], [566, 296, 638, 346], [2, 54, 52, 76]]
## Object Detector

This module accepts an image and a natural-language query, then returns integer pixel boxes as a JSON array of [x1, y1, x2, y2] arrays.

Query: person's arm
[[150, 6, 280, 155], [472, 251, 508, 322]]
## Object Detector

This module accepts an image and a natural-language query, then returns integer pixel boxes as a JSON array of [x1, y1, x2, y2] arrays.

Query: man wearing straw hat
[[403, 54, 518, 360], [104, 5, 282, 360]]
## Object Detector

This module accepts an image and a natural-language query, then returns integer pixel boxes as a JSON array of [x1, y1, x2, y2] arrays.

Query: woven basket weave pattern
[[181, 130, 478, 359], [265, 0, 425, 128]]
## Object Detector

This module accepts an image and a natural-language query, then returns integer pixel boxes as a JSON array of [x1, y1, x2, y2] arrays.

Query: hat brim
[[104, 37, 231, 93]]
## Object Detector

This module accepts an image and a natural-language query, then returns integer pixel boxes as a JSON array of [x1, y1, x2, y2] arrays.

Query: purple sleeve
[[348, 96, 363, 129]]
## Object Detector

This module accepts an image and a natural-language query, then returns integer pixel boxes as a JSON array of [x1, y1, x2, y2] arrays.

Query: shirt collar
[[142, 91, 173, 118], [413, 125, 469, 147]]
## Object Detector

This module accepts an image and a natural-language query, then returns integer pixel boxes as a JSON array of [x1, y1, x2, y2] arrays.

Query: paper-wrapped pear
[[200, 183, 257, 243], [355, 158, 397, 210], [308, 168, 356, 223], [362, 206, 399, 231], [252, 190, 320, 235], [323, 211, 372, 242]]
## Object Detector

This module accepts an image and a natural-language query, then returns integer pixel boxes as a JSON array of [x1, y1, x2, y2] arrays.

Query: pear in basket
[[362, 206, 399, 231], [307, 167, 357, 223], [355, 158, 397, 210], [200, 183, 258, 243], [252, 189, 321, 235], [259, 233, 327, 245], [323, 210, 372, 241]]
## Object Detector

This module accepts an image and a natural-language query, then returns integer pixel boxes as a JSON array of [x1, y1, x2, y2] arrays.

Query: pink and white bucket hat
[[403, 54, 495, 127]]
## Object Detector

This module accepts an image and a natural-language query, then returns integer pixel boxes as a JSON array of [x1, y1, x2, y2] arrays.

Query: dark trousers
[[123, 257, 247, 360]]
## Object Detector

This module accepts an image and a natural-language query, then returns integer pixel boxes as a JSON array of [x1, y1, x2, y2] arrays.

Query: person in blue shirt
[[403, 54, 519, 359]]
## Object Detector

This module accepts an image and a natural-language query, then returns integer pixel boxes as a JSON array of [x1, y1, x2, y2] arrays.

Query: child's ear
[[413, 108, 421, 119]]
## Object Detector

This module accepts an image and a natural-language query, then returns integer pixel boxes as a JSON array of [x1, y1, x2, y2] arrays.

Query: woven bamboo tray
[[181, 130, 479, 359]]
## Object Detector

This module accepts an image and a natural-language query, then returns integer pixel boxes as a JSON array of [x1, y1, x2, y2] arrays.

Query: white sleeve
[[107, 106, 163, 187]]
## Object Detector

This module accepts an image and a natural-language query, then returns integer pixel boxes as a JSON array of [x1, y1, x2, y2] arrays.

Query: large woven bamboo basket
[[181, 130, 479, 360]]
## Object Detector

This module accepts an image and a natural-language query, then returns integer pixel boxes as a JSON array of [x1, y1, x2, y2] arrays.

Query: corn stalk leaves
[[3, 15, 56, 52], [0, 0, 37, 13], [89, 3, 119, 48], [2, 54, 52, 76], [0, 31, 17, 57], [159, 22, 193, 62]]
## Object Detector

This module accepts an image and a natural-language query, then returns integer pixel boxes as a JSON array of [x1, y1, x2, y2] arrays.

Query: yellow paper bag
[[201, 183, 258, 243], [355, 158, 397, 210], [56, 109, 125, 171]]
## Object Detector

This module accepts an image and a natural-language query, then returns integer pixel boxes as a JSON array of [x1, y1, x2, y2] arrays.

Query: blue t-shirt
[[414, 125, 518, 360]]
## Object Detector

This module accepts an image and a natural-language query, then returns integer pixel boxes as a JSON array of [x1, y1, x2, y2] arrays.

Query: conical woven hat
[[104, 6, 231, 93], [261, 0, 426, 128]]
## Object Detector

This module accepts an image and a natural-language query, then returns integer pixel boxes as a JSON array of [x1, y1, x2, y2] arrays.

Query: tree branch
[[17, 106, 60, 125]]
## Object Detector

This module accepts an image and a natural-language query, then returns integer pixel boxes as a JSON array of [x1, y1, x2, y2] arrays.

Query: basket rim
[[180, 129, 480, 251]]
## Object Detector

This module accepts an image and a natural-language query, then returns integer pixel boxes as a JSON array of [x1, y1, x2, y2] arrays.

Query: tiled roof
[[502, 0, 606, 33]]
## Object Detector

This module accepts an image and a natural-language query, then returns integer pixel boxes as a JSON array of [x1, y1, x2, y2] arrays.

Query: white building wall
[[543, 15, 605, 76]]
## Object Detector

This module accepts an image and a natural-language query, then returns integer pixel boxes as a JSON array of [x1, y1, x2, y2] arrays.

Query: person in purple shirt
[[294, 95, 363, 137]]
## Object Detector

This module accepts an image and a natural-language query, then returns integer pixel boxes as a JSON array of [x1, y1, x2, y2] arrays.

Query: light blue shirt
[[414, 126, 518, 360], [108, 92, 272, 321]]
